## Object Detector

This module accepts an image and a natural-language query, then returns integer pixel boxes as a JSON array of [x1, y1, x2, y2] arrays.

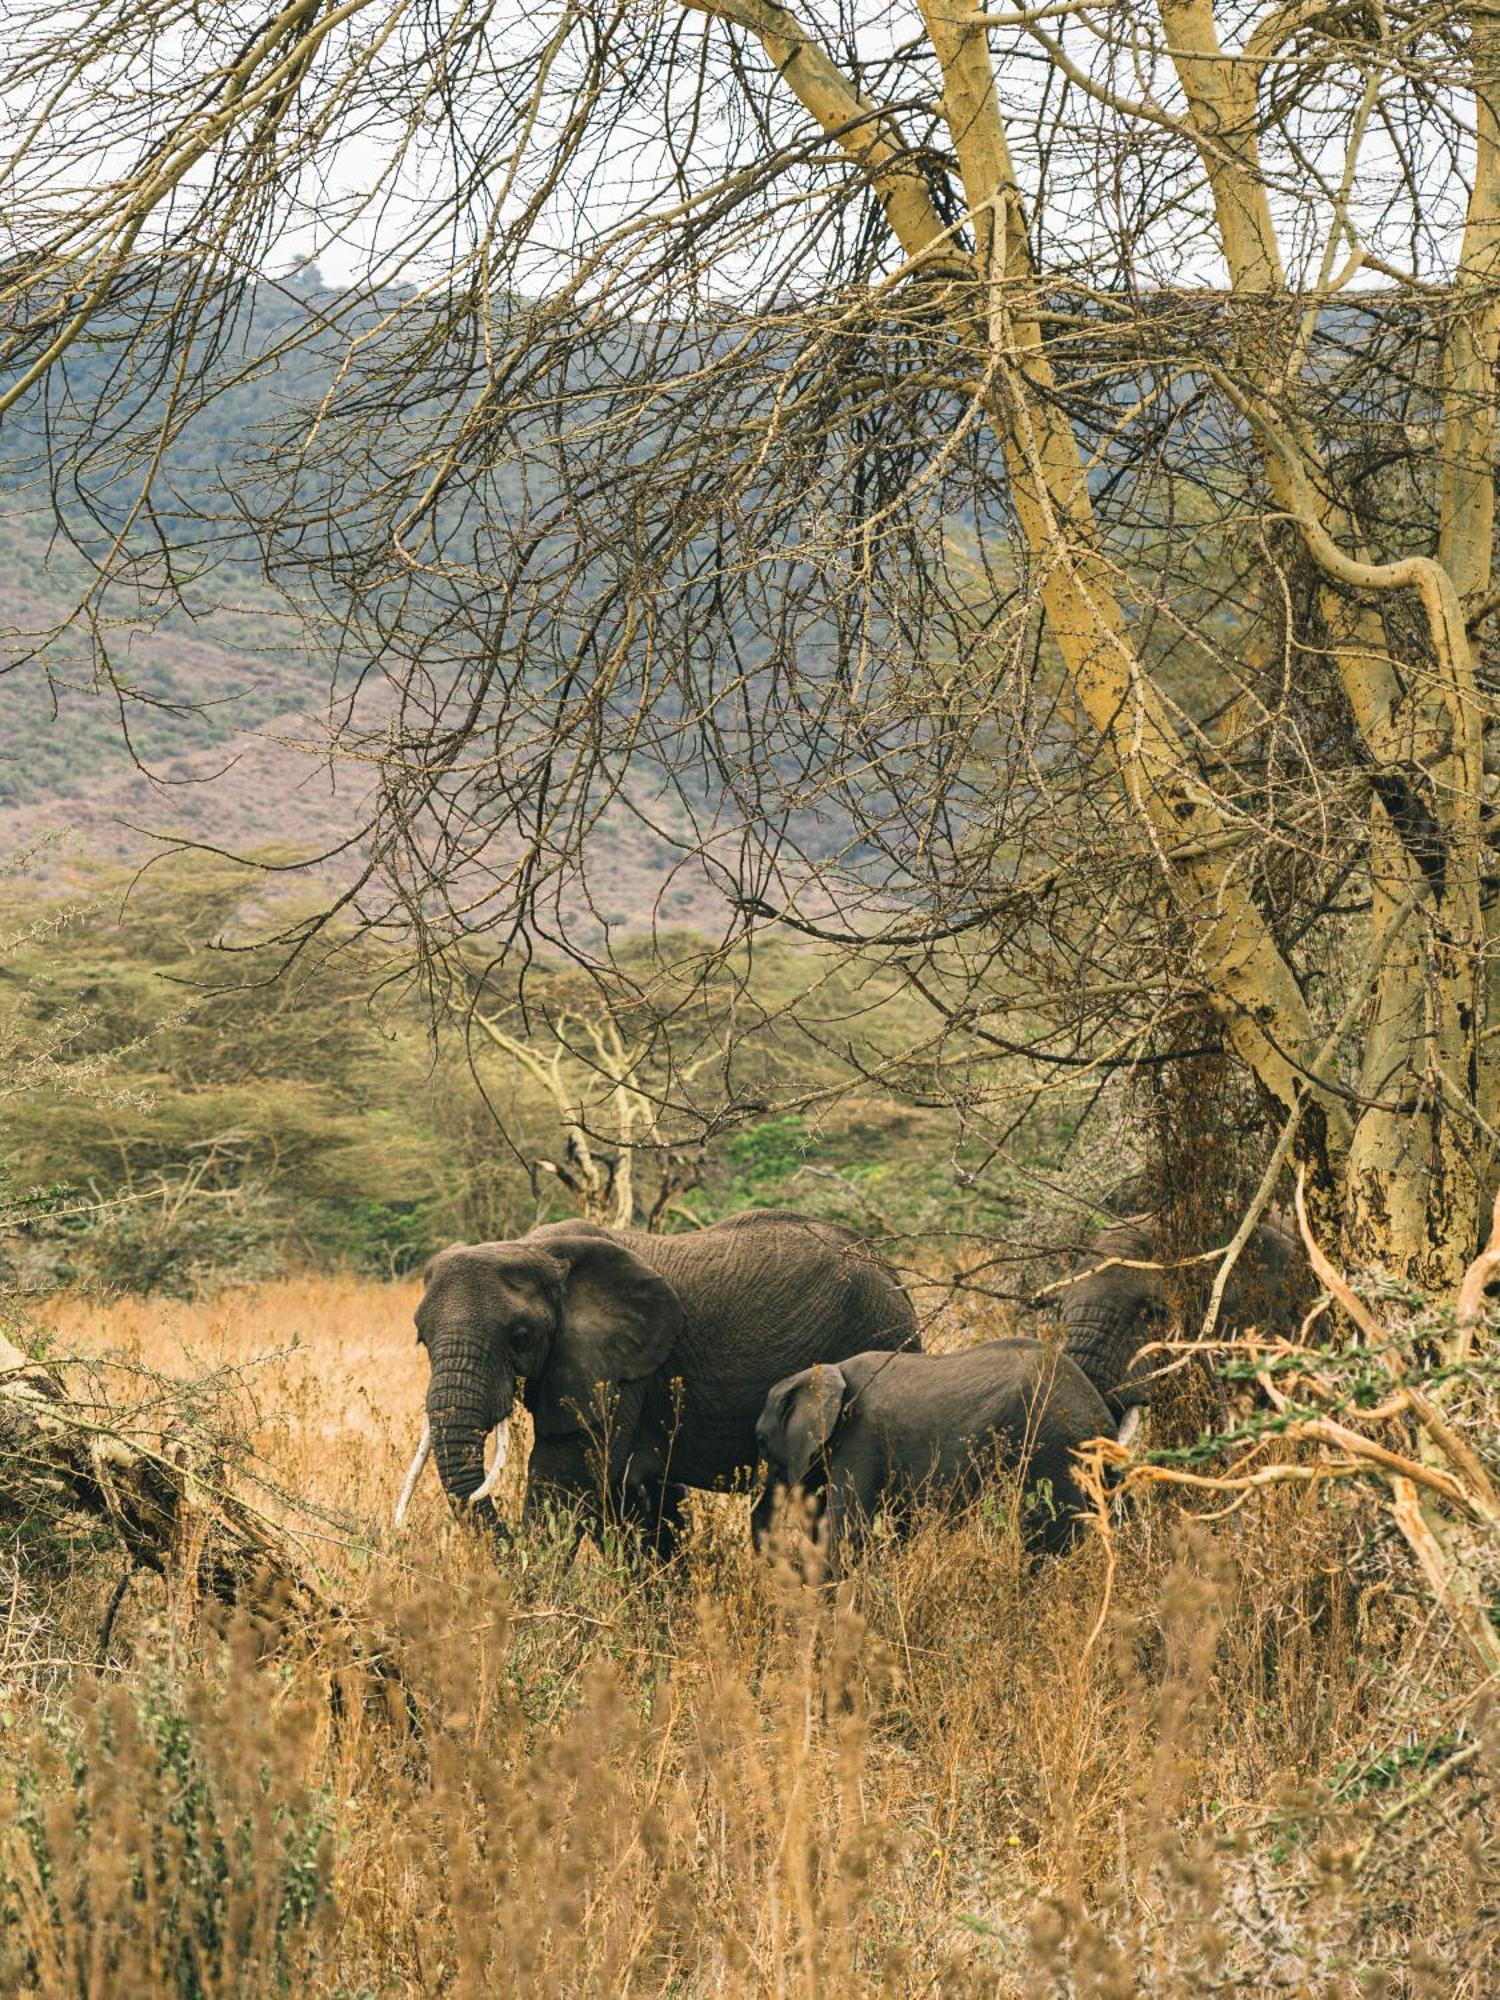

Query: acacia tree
[[3, 2, 1499, 1288], [473, 1001, 706, 1230], [449, 937, 947, 1231]]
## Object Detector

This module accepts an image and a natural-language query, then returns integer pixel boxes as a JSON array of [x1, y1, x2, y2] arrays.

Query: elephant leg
[[640, 1479, 690, 1562], [751, 1480, 829, 1561], [815, 1479, 858, 1577], [522, 1490, 590, 1562], [1019, 1437, 1090, 1558], [750, 1481, 780, 1553], [814, 1495, 843, 1577], [816, 1449, 888, 1575]]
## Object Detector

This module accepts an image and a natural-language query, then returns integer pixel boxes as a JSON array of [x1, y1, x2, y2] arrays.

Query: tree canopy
[[4, 1, 1499, 1286]]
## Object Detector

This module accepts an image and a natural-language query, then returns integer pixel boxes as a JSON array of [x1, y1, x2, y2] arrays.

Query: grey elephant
[[393, 1208, 919, 1555], [1055, 1212, 1306, 1415], [750, 1340, 1116, 1564]]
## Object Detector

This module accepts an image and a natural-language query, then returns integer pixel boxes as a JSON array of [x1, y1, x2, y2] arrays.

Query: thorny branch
[[1077, 1173, 1500, 1679]]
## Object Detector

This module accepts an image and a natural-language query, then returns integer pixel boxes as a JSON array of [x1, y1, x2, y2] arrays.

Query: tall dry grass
[[1, 1275, 1494, 1996]]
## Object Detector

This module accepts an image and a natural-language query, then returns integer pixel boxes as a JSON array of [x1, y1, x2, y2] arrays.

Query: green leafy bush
[[335, 1196, 445, 1277], [1, 1649, 331, 1997], [723, 1114, 812, 1201]]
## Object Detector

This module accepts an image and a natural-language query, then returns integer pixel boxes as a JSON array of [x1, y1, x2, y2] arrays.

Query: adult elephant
[[394, 1209, 919, 1554], [1055, 1211, 1306, 1416]]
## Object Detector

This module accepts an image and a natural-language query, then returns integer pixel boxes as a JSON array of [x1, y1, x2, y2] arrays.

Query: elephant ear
[[536, 1230, 683, 1431], [782, 1363, 850, 1491]]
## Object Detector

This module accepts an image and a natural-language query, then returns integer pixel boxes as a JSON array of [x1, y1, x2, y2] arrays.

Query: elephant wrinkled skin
[[1056, 1212, 1307, 1415], [751, 1339, 1116, 1565], [399, 1209, 918, 1555]]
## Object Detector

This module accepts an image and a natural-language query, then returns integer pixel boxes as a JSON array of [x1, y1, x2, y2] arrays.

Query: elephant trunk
[[1061, 1300, 1152, 1416], [426, 1348, 515, 1507]]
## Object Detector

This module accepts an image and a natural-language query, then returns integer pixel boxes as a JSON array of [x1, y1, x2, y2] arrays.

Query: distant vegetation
[[0, 855, 1075, 1299]]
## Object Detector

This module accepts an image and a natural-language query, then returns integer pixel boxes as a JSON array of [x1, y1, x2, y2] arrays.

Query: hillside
[[0, 502, 354, 858], [0, 277, 373, 880], [0, 498, 743, 931], [0, 279, 811, 936]]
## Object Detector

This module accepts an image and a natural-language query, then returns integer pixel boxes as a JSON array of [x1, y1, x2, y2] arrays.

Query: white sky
[[0, 2, 1476, 307]]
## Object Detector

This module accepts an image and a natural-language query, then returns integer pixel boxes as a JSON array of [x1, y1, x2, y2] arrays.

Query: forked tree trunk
[[694, 0, 1496, 1286]]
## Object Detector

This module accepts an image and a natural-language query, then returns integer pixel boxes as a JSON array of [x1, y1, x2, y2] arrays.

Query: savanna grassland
[[2, 1272, 1491, 1997], [9, 0, 1500, 1987]]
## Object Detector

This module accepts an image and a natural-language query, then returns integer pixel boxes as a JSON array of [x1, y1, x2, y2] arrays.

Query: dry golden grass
[[37, 1274, 431, 1529], [2, 1274, 1495, 1997]]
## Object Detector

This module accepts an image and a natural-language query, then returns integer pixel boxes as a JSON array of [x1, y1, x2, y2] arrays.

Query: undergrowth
[[1, 1277, 1494, 1996]]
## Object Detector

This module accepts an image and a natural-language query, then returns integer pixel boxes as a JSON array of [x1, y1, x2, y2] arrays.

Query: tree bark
[[692, 0, 1495, 1281]]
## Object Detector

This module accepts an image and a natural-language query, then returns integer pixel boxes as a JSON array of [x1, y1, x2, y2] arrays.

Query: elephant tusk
[[1115, 1405, 1143, 1450], [467, 1418, 511, 1507], [393, 1418, 433, 1530]]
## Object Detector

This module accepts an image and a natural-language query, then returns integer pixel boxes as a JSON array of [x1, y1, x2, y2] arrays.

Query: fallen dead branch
[[0, 1329, 412, 1724]]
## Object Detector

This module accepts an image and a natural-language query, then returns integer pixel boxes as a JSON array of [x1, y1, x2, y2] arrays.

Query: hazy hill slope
[[0, 504, 369, 881], [0, 514, 734, 932], [0, 282, 768, 929], [0, 278, 400, 884]]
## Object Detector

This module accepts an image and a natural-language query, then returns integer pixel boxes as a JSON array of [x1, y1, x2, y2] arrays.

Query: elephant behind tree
[[751, 1340, 1117, 1565], [395, 1208, 919, 1554], [1055, 1211, 1307, 1416]]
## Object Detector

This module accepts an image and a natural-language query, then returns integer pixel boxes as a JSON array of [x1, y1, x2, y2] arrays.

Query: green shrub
[[1, 1650, 331, 1997], [723, 1114, 812, 1202], [335, 1196, 445, 1277]]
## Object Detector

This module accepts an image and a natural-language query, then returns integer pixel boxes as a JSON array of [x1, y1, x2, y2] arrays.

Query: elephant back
[[629, 1210, 919, 1486]]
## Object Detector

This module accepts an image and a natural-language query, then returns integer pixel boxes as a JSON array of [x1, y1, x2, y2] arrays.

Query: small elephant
[[394, 1208, 918, 1556], [750, 1339, 1117, 1564], [1056, 1212, 1306, 1415]]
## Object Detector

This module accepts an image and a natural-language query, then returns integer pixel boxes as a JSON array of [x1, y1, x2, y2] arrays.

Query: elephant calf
[[751, 1339, 1118, 1565]]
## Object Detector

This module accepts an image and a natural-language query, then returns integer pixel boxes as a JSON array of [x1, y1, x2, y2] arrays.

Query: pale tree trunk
[[1158, 0, 1491, 1285], [691, 0, 1348, 1156], [1446, 15, 1500, 1189], [469, 1011, 636, 1226], [468, 1007, 713, 1230], [690, 0, 1496, 1284]]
